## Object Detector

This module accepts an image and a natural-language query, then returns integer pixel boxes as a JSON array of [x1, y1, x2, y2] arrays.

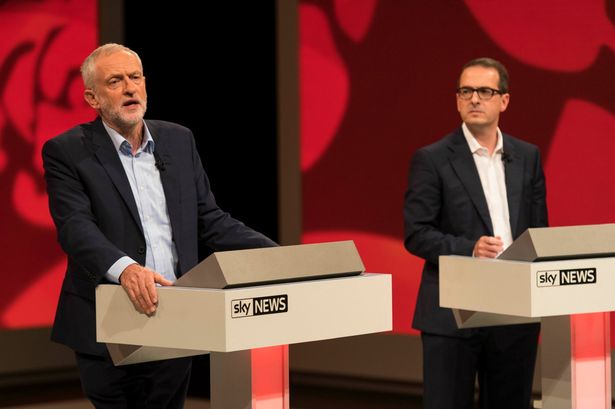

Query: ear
[[500, 93, 510, 112], [84, 89, 100, 110]]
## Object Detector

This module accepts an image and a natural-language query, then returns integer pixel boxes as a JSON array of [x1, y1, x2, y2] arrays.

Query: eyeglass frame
[[456, 86, 505, 101]]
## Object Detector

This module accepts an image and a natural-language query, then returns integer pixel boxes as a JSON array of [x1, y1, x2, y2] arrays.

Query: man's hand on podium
[[473, 236, 503, 258], [119, 264, 173, 315]]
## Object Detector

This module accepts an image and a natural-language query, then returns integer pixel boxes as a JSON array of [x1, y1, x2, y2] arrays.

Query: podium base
[[542, 313, 611, 409], [211, 345, 289, 409]]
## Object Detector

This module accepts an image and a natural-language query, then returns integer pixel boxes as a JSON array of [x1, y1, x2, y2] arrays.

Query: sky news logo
[[231, 294, 288, 318], [536, 268, 596, 287]]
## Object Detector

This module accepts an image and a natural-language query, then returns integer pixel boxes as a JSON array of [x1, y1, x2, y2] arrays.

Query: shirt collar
[[103, 120, 155, 155], [461, 122, 503, 155]]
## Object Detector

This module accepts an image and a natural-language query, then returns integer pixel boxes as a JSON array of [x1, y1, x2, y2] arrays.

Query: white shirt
[[103, 121, 179, 283], [462, 123, 513, 251]]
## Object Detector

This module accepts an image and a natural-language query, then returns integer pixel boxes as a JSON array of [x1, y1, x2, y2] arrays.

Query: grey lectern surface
[[96, 240, 391, 365], [498, 223, 615, 262], [175, 240, 364, 288]]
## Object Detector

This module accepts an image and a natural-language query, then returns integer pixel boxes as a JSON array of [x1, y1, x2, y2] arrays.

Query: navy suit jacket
[[43, 118, 276, 355], [404, 128, 548, 336]]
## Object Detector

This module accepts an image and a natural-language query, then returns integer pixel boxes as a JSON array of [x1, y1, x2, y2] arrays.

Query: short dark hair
[[459, 57, 509, 94]]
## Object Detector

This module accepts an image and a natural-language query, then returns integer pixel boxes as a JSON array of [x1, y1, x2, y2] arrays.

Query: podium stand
[[440, 224, 615, 409], [96, 241, 392, 408]]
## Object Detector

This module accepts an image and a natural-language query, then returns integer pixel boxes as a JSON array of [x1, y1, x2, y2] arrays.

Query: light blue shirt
[[103, 121, 179, 283]]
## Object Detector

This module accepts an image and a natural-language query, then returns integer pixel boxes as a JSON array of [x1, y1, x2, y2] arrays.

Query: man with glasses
[[404, 57, 547, 408]]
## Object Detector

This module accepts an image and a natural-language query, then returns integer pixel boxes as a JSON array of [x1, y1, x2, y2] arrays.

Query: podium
[[96, 241, 392, 408], [440, 224, 615, 409]]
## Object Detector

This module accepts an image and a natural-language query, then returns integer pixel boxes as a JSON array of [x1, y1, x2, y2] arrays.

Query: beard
[[100, 97, 148, 131]]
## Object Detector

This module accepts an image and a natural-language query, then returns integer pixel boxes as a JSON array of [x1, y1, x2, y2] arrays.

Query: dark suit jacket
[[43, 118, 276, 355], [404, 127, 548, 336]]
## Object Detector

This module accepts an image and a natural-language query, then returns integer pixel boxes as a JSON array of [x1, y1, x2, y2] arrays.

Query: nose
[[123, 78, 137, 95], [470, 90, 480, 103]]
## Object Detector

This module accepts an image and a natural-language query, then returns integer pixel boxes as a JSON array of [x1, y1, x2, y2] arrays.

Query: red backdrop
[[0, 0, 97, 328], [299, 0, 615, 335], [3, 0, 615, 337]]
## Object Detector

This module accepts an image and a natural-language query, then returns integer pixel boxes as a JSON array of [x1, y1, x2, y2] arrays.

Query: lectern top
[[498, 223, 615, 262], [174, 240, 365, 289]]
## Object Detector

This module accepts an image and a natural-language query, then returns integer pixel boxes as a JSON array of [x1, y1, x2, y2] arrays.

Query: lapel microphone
[[501, 152, 512, 163], [154, 151, 166, 172]]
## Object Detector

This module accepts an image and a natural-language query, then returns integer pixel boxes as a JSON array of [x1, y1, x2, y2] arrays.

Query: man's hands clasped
[[473, 236, 503, 259]]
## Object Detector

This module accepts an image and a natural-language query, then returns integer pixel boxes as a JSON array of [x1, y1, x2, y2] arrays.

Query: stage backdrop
[[2, 0, 615, 339], [0, 0, 97, 329], [299, 0, 615, 337]]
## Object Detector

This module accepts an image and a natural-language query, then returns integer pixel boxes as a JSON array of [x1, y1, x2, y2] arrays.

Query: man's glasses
[[456, 87, 503, 100]]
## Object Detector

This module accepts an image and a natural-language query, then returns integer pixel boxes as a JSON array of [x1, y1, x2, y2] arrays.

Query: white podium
[[440, 224, 615, 409], [96, 241, 392, 408]]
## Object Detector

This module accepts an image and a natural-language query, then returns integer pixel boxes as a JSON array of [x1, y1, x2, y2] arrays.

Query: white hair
[[81, 43, 143, 89]]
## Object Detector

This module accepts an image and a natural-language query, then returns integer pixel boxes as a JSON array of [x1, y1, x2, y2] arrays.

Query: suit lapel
[[503, 135, 524, 238], [87, 119, 143, 233], [147, 121, 183, 248], [448, 129, 494, 235]]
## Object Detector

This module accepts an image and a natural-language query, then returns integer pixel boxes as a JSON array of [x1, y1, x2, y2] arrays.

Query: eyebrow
[[105, 70, 142, 78]]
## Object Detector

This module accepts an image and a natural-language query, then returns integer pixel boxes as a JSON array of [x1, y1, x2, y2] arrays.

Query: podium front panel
[[96, 273, 392, 353], [440, 256, 615, 317]]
